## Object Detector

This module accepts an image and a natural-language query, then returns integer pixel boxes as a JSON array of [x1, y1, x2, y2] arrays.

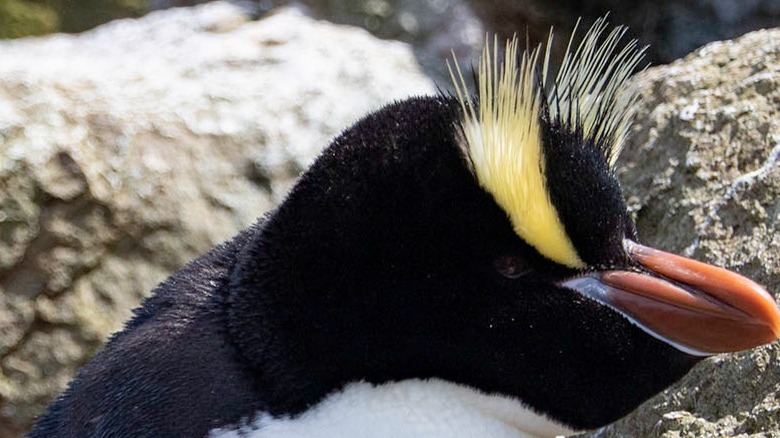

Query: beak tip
[[611, 240, 780, 354]]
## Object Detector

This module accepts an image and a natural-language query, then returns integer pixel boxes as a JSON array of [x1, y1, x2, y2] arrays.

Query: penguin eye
[[494, 255, 531, 279]]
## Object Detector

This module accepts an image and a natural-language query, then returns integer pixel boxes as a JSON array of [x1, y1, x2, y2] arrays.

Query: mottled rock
[[0, 2, 433, 434], [582, 28, 780, 438]]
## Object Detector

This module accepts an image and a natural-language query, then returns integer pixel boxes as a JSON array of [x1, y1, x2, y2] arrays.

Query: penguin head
[[229, 18, 780, 431]]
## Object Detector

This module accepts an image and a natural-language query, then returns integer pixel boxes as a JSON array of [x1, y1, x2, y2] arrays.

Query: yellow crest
[[448, 18, 644, 268]]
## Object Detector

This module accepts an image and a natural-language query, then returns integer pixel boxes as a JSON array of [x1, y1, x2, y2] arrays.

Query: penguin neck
[[223, 102, 492, 416], [223, 174, 508, 419], [226, 219, 700, 431], [210, 379, 577, 438], [225, 211, 446, 416]]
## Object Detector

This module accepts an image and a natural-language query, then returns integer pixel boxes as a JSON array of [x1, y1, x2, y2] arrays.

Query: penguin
[[29, 18, 780, 438]]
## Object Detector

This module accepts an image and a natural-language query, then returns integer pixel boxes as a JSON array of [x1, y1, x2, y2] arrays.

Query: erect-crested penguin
[[30, 18, 780, 438]]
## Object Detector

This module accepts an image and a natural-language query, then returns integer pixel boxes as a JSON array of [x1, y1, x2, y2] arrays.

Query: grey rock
[[0, 2, 433, 434], [467, 0, 780, 65], [151, 0, 486, 90], [582, 28, 780, 438]]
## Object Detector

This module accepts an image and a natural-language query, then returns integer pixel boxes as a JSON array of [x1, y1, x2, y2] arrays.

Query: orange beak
[[561, 240, 780, 355]]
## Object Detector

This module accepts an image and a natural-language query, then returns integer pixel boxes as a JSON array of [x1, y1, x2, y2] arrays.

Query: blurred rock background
[[1, 0, 780, 437], [3, 0, 780, 84]]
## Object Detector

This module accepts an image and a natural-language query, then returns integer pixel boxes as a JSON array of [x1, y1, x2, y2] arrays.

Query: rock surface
[[0, 2, 433, 435], [581, 28, 780, 438]]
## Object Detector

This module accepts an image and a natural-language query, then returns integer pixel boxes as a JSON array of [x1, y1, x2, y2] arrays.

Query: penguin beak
[[560, 240, 780, 355]]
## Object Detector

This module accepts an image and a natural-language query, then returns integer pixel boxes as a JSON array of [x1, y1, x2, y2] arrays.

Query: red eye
[[494, 255, 529, 279]]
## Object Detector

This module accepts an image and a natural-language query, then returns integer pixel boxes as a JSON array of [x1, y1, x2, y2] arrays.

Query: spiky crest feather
[[447, 17, 644, 269], [548, 18, 645, 167]]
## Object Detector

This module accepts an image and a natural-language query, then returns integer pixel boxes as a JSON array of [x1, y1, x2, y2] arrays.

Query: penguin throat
[[209, 379, 577, 438]]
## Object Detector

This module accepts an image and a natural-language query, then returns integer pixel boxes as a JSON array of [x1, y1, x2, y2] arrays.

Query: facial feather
[[448, 17, 644, 269]]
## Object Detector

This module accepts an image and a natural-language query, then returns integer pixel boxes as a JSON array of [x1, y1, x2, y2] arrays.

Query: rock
[[466, 0, 780, 65], [581, 28, 780, 438], [147, 1, 780, 91], [283, 0, 485, 89], [0, 2, 433, 434]]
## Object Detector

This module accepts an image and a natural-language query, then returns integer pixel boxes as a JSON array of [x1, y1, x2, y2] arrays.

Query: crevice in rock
[[683, 139, 780, 257]]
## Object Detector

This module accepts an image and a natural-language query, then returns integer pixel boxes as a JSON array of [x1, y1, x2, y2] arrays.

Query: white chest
[[209, 379, 575, 438]]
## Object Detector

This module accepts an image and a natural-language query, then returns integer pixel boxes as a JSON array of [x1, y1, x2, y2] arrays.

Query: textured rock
[[0, 2, 433, 435], [582, 28, 780, 438]]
